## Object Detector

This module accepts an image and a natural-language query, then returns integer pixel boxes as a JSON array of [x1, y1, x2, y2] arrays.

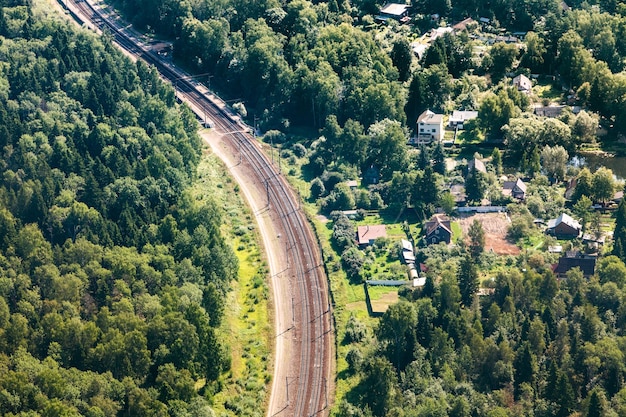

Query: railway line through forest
[[59, 1, 334, 416]]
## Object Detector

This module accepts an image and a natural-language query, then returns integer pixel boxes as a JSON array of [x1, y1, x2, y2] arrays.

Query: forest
[[0, 1, 238, 415]]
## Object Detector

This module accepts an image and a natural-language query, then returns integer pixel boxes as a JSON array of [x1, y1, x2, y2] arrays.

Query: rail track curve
[[59, 2, 333, 416]]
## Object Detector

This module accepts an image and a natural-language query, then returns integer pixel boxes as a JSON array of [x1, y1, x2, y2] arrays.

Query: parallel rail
[[61, 1, 333, 416]]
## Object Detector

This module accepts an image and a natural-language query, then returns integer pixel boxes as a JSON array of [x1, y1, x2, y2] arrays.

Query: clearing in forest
[[458, 212, 520, 255]]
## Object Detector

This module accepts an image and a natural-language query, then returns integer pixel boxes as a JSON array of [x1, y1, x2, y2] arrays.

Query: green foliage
[[0, 6, 236, 415], [468, 220, 485, 260]]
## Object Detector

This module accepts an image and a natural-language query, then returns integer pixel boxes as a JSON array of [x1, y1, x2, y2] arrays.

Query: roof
[[430, 27, 454, 40], [449, 110, 478, 123], [514, 178, 527, 193], [552, 251, 596, 276], [410, 42, 429, 59], [513, 74, 532, 91], [468, 158, 486, 174], [379, 3, 410, 16], [547, 213, 581, 231], [357, 225, 387, 245], [424, 214, 452, 236], [417, 109, 443, 124], [582, 233, 605, 244], [401, 239, 413, 252], [413, 277, 426, 287], [452, 17, 475, 31], [534, 105, 565, 118], [346, 180, 358, 188]]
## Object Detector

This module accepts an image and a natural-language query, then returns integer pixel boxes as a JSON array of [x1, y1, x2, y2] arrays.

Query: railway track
[[60, 1, 333, 416]]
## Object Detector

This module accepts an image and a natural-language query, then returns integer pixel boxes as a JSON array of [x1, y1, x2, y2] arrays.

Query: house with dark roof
[[424, 215, 452, 245], [552, 251, 597, 277], [357, 225, 387, 247], [502, 178, 527, 200], [512, 74, 532, 94], [547, 213, 582, 238]]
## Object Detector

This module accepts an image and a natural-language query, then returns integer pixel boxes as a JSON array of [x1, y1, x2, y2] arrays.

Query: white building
[[416, 109, 444, 142], [448, 110, 478, 129]]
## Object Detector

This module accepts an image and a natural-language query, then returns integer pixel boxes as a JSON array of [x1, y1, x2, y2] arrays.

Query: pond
[[572, 153, 626, 180]]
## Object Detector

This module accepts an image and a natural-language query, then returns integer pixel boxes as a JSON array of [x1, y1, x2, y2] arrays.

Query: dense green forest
[[0, 2, 238, 415]]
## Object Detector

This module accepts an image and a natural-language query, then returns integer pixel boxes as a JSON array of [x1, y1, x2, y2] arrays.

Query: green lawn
[[451, 221, 463, 243], [192, 149, 271, 415]]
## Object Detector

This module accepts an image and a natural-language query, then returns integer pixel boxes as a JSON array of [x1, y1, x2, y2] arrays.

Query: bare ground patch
[[458, 212, 520, 255]]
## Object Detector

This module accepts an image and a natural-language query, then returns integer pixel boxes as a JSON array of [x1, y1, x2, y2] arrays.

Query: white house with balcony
[[415, 109, 444, 143]]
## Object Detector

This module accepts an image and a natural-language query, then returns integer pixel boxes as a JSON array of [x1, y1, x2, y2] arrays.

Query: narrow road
[[57, 1, 334, 416]]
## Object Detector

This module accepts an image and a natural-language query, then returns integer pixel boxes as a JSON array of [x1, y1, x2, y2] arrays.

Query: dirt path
[[201, 130, 296, 416]]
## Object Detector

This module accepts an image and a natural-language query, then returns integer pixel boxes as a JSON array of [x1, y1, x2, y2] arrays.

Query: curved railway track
[[60, 1, 333, 416]]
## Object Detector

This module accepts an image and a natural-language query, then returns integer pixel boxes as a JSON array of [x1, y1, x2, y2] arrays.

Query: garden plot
[[458, 212, 520, 255]]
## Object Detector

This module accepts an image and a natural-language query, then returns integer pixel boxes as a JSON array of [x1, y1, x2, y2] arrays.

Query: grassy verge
[[191, 147, 271, 416]]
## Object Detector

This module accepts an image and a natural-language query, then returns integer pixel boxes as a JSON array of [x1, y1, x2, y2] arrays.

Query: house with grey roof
[[512, 74, 532, 94], [449, 110, 478, 129], [547, 213, 582, 238], [375, 3, 411, 23]]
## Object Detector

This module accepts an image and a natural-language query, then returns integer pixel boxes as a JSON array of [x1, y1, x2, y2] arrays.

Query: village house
[[552, 251, 597, 277], [467, 157, 487, 176], [512, 74, 532, 94], [430, 26, 454, 41], [448, 110, 478, 129], [547, 213, 582, 238], [356, 224, 387, 247], [452, 17, 476, 32], [534, 105, 566, 118], [502, 178, 527, 200], [375, 3, 411, 24], [424, 214, 452, 245], [415, 109, 444, 143]]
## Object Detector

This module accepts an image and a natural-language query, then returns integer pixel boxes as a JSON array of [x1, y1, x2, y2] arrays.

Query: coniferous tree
[[458, 255, 478, 307], [432, 141, 446, 175], [468, 219, 485, 260]]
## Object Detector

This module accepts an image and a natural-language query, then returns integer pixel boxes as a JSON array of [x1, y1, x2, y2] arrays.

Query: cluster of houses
[[352, 175, 609, 283]]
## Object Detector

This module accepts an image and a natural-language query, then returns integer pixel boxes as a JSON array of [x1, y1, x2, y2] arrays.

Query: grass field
[[192, 148, 271, 416]]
